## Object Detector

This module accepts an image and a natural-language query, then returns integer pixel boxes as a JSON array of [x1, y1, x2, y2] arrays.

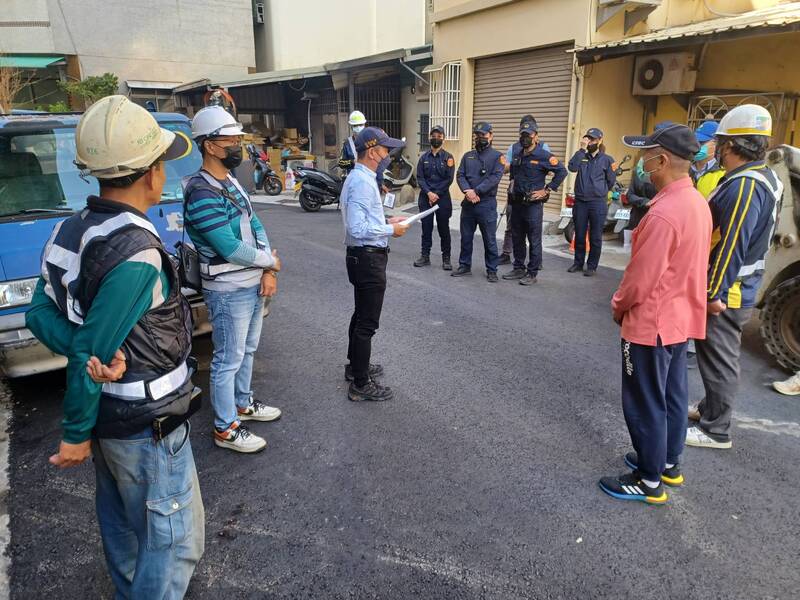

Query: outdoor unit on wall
[[632, 52, 697, 96]]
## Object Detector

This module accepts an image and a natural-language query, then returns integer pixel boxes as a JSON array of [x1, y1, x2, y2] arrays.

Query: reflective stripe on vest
[[41, 210, 159, 325], [102, 359, 190, 401]]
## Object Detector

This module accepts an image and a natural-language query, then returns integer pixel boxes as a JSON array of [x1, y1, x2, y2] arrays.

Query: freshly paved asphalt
[[3, 202, 799, 599]]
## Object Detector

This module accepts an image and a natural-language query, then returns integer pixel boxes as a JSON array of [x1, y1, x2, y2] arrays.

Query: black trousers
[[346, 247, 388, 386], [419, 195, 452, 256], [511, 202, 543, 275], [572, 198, 608, 271]]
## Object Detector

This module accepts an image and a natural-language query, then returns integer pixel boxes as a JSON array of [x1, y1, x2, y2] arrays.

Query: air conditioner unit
[[254, 2, 265, 24], [632, 52, 697, 96]]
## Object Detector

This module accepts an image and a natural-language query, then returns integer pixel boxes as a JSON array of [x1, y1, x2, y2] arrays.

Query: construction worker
[[688, 104, 783, 450], [185, 106, 282, 453], [414, 125, 455, 270], [502, 120, 567, 285], [339, 110, 367, 175], [452, 121, 506, 282], [692, 120, 726, 199], [601, 123, 710, 505], [567, 128, 617, 277], [499, 115, 551, 265], [25, 96, 204, 596]]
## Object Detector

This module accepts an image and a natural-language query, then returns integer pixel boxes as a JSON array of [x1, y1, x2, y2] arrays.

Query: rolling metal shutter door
[[473, 44, 573, 209]]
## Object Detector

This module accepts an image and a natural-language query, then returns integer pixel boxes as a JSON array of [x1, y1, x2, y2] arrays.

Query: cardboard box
[[282, 128, 298, 140]]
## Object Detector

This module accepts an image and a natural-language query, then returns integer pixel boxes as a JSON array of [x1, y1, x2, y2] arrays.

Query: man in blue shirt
[[341, 127, 409, 402]]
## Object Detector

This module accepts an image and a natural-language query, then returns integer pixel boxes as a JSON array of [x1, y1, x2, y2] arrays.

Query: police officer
[[502, 121, 567, 285], [451, 122, 505, 282], [414, 125, 455, 270], [567, 127, 617, 276], [499, 115, 551, 265], [25, 96, 204, 597]]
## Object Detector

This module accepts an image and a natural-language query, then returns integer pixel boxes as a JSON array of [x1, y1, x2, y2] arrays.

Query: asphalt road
[[3, 202, 799, 599]]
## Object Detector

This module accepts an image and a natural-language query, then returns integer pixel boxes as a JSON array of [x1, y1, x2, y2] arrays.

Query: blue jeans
[[203, 285, 266, 431], [572, 198, 608, 271], [93, 422, 205, 600]]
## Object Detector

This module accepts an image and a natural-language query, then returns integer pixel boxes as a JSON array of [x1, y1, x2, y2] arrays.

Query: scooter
[[608, 155, 633, 233], [559, 154, 632, 243], [294, 165, 343, 212], [382, 151, 417, 191], [246, 144, 282, 196]]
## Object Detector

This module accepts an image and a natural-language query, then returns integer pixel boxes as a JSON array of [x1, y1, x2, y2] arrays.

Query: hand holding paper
[[400, 205, 439, 227]]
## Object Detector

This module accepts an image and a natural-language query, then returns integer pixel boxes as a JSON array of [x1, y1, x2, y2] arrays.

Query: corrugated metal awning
[[0, 55, 65, 69], [126, 80, 183, 90], [213, 66, 328, 89], [575, 2, 800, 65]]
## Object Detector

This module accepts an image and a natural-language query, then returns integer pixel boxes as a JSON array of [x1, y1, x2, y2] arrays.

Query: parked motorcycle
[[382, 151, 417, 191], [559, 154, 632, 243], [294, 166, 343, 212], [246, 144, 282, 196]]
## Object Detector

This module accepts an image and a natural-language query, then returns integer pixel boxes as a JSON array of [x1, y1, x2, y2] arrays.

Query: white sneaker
[[773, 372, 800, 396], [688, 403, 701, 421], [214, 423, 267, 453], [237, 400, 282, 422], [685, 426, 732, 449]]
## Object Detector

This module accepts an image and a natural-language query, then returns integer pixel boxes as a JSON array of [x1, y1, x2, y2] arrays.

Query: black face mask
[[520, 136, 533, 149], [475, 138, 489, 151], [216, 144, 243, 169], [587, 143, 599, 154], [430, 138, 443, 149]]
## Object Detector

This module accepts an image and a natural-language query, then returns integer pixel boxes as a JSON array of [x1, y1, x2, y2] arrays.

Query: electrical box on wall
[[254, 2, 265, 24], [632, 52, 697, 96]]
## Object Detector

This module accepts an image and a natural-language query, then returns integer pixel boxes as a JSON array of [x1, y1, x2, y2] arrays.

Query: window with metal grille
[[428, 61, 461, 140], [419, 113, 430, 150]]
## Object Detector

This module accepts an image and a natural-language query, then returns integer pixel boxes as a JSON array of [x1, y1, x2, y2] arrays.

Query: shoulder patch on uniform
[[549, 156, 559, 166], [447, 157, 454, 167], [500, 155, 508, 165], [611, 162, 618, 171]]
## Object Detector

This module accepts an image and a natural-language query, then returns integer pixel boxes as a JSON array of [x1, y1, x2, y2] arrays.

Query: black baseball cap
[[520, 114, 538, 127], [473, 121, 492, 134], [519, 121, 538, 134], [622, 123, 700, 161], [585, 127, 604, 140], [430, 125, 445, 135], [355, 126, 405, 152]]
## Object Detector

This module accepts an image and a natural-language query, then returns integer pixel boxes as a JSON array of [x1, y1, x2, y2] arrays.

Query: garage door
[[473, 44, 574, 209]]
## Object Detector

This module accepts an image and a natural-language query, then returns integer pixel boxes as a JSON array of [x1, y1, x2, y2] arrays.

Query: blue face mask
[[694, 143, 710, 162], [635, 157, 649, 184]]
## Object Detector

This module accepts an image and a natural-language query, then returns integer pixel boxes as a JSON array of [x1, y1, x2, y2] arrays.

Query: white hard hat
[[717, 104, 772, 137], [191, 105, 245, 139], [75, 95, 191, 179], [348, 110, 367, 126]]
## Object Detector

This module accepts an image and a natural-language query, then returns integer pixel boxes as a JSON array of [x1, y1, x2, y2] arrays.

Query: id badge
[[383, 192, 396, 209]]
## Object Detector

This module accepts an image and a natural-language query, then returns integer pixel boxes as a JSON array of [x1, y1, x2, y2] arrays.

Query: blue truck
[[0, 111, 210, 378]]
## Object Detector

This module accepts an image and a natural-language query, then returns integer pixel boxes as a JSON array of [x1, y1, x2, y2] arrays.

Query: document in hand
[[400, 205, 439, 226]]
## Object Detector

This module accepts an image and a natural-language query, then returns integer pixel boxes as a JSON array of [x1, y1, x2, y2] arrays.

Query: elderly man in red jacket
[[599, 124, 712, 505]]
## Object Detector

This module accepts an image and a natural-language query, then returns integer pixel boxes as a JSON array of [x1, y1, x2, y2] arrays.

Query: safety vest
[[41, 198, 195, 438], [696, 168, 726, 199]]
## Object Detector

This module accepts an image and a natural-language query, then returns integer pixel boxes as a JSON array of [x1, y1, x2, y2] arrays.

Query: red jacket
[[612, 177, 712, 346]]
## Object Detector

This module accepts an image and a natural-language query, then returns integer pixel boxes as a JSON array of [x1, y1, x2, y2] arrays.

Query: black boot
[[413, 254, 431, 267], [498, 253, 511, 265], [442, 255, 452, 271]]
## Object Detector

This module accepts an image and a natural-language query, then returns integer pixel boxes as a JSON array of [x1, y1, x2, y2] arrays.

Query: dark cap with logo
[[622, 123, 701, 161], [473, 121, 493, 134], [355, 126, 406, 152], [519, 121, 539, 134], [584, 127, 604, 140], [430, 124, 445, 135]]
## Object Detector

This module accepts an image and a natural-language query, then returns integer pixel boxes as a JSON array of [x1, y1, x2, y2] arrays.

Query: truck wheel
[[563, 222, 575, 244], [299, 190, 322, 212], [760, 276, 800, 371]]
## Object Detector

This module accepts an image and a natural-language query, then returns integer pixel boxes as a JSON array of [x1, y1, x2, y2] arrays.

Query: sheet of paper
[[400, 205, 439, 226]]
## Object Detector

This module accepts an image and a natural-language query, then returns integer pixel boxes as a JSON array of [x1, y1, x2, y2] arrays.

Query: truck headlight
[[0, 278, 38, 309]]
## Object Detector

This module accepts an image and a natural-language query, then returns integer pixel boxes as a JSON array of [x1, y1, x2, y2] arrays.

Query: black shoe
[[598, 471, 668, 505], [451, 266, 471, 277], [519, 273, 537, 286], [567, 264, 583, 273], [487, 271, 499, 283], [345, 363, 384, 382], [498, 253, 511, 265], [413, 254, 431, 267], [624, 452, 684, 487], [583, 269, 597, 277], [348, 380, 394, 402], [502, 268, 527, 280], [442, 256, 452, 271]]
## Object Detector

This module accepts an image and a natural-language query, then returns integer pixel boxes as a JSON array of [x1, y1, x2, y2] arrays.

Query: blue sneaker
[[598, 472, 668, 505]]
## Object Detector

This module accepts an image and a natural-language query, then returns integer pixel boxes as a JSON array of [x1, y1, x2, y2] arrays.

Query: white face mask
[[353, 125, 365, 134]]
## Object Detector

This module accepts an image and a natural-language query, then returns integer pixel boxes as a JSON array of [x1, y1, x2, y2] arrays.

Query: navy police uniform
[[456, 122, 505, 273], [416, 140, 455, 258], [509, 132, 567, 275], [567, 128, 616, 272]]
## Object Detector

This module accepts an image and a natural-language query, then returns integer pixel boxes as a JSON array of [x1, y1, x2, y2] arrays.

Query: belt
[[152, 386, 202, 441], [102, 360, 190, 401], [347, 245, 389, 254]]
